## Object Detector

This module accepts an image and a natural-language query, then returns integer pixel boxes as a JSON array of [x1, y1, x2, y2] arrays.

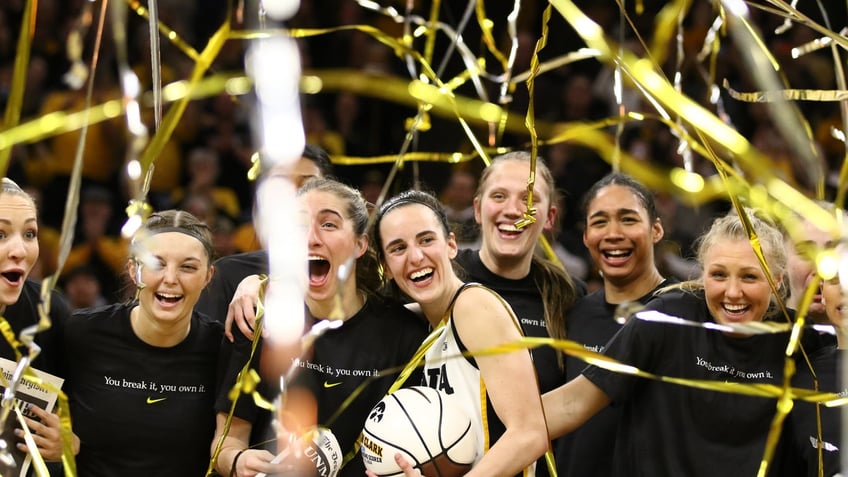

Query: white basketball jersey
[[423, 317, 487, 463], [421, 284, 535, 477]]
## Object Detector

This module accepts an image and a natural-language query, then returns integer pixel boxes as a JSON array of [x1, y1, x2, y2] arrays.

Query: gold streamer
[[517, 4, 553, 230], [0, 0, 37, 176], [757, 357, 795, 476], [509, 49, 601, 83], [138, 19, 230, 174], [492, 336, 840, 404], [330, 149, 508, 166], [0, 72, 246, 150], [422, 0, 441, 71], [647, 0, 691, 68], [0, 319, 23, 359], [233, 23, 499, 163], [723, 79, 848, 102], [722, 3, 823, 193], [333, 335, 843, 408], [549, 0, 836, 237], [746, 1, 848, 52], [4, 2, 847, 473], [127, 0, 201, 62], [0, 347, 75, 476], [63, 0, 95, 90], [39, 0, 109, 342], [15, 402, 47, 476], [56, 392, 76, 477], [475, 1, 509, 67], [207, 274, 273, 477], [541, 117, 728, 205]]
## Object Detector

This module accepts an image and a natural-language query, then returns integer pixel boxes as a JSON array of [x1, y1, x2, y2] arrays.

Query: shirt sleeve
[[581, 293, 675, 405]]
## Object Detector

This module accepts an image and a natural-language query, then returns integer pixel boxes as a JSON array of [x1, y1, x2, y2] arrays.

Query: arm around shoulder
[[543, 374, 610, 439]]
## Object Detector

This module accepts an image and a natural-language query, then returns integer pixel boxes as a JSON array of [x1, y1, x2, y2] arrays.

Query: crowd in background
[[0, 0, 844, 308]]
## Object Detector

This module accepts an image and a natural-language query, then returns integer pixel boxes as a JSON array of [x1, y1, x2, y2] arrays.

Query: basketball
[[361, 386, 478, 477]]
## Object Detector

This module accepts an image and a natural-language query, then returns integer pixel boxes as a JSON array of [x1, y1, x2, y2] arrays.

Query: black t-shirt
[[64, 303, 223, 476], [558, 280, 671, 477], [782, 344, 844, 477], [0, 281, 69, 477], [0, 280, 69, 376], [196, 250, 268, 324], [582, 288, 797, 477], [216, 298, 428, 477], [454, 249, 585, 394]]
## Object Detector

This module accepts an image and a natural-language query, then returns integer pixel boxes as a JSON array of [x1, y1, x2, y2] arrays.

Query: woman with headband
[[371, 189, 548, 477], [63, 210, 222, 475]]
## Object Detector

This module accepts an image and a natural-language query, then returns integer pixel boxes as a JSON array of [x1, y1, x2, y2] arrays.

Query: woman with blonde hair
[[0, 178, 71, 472], [545, 208, 812, 476], [64, 210, 222, 475]]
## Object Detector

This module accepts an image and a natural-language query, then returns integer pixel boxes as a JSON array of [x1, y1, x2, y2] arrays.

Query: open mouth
[[1, 271, 23, 284], [497, 223, 523, 237], [409, 268, 434, 283], [309, 256, 331, 285], [602, 249, 632, 260], [155, 292, 183, 304], [722, 303, 750, 317]]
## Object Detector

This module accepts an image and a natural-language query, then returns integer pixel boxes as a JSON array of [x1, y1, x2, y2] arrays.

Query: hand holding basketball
[[361, 387, 478, 477], [366, 454, 422, 477]]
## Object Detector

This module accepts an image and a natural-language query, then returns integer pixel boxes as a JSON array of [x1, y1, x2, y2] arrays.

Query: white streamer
[[246, 19, 306, 346]]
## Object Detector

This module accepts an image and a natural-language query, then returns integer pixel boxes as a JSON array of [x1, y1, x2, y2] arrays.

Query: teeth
[[410, 268, 433, 280], [605, 250, 629, 257], [498, 224, 521, 232], [724, 304, 747, 312], [308, 255, 327, 261], [158, 293, 182, 299]]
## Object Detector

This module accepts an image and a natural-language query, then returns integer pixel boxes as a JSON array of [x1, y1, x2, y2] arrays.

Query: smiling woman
[[62, 209, 223, 476], [0, 178, 41, 314], [782, 235, 847, 476], [0, 178, 72, 471], [558, 173, 669, 477], [543, 207, 826, 476], [211, 178, 428, 477], [450, 152, 584, 477], [372, 189, 549, 477]]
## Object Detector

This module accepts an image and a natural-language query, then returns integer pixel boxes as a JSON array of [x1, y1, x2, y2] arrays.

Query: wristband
[[229, 449, 248, 477]]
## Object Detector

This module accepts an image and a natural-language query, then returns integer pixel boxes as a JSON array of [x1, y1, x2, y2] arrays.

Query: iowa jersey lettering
[[425, 364, 455, 394]]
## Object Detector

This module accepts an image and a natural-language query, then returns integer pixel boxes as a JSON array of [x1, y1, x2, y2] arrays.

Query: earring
[[134, 263, 146, 291], [135, 263, 147, 290]]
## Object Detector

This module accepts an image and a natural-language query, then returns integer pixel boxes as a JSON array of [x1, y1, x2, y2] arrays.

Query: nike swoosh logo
[[146, 397, 167, 404], [323, 381, 341, 388]]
